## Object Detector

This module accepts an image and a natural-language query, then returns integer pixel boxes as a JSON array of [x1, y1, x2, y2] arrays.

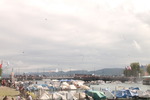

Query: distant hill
[[68, 68, 124, 76], [29, 68, 124, 76], [90, 68, 124, 76]]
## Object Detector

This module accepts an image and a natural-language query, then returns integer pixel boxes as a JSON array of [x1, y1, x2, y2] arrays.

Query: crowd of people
[[1, 79, 33, 100], [1, 79, 15, 88], [2, 95, 33, 100]]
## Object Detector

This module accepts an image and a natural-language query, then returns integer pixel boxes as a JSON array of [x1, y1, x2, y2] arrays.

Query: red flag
[[126, 66, 131, 70], [0, 64, 2, 68]]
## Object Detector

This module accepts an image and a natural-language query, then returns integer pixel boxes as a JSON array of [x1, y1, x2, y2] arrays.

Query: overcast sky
[[1, 0, 150, 73]]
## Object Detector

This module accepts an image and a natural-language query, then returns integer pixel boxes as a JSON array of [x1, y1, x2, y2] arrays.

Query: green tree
[[130, 62, 140, 77], [139, 69, 144, 76], [146, 64, 150, 75], [123, 69, 132, 77]]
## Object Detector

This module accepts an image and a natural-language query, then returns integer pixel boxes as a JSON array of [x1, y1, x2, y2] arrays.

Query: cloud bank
[[0, 0, 150, 73]]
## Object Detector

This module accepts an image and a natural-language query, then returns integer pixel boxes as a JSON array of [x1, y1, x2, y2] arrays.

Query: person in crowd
[[2, 79, 6, 86], [16, 85, 19, 91], [11, 98, 14, 100], [26, 94, 32, 100], [7, 79, 11, 87], [3, 96, 8, 100], [16, 95, 21, 100]]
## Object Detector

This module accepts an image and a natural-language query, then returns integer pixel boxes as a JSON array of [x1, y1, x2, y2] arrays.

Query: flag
[[0, 64, 2, 68], [126, 66, 131, 70], [0, 60, 3, 68]]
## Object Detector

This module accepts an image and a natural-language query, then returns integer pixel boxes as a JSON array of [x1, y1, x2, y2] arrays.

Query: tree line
[[124, 62, 150, 77]]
